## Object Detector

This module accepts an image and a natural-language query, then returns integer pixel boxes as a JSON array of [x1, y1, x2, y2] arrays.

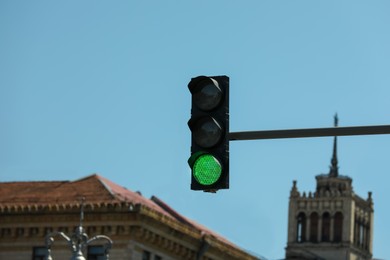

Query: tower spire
[[329, 114, 339, 177]]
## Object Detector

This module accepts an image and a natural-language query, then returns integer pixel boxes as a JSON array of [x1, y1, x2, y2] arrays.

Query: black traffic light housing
[[187, 75, 229, 191]]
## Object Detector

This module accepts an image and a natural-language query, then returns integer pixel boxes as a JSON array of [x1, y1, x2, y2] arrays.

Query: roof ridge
[[149, 196, 239, 250], [95, 175, 116, 199], [151, 196, 195, 227], [93, 175, 149, 203], [72, 173, 100, 183], [71, 174, 119, 201]]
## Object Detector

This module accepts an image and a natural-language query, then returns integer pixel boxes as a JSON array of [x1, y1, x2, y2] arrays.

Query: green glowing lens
[[193, 154, 222, 185]]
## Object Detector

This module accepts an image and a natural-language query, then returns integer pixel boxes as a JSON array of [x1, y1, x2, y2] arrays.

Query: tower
[[285, 116, 374, 260]]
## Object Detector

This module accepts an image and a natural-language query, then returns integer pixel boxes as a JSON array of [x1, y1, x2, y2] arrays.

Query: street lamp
[[45, 199, 113, 260]]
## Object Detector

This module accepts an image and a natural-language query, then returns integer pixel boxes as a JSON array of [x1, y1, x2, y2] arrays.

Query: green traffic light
[[193, 154, 222, 185]]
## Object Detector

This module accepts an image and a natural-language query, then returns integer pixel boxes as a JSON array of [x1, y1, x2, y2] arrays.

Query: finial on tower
[[329, 114, 339, 177], [334, 113, 338, 127]]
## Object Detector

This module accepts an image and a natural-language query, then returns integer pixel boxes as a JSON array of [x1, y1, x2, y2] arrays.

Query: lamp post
[[45, 199, 113, 260]]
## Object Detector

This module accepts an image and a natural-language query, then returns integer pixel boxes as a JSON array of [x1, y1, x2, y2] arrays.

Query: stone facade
[[0, 174, 258, 260], [285, 135, 374, 260]]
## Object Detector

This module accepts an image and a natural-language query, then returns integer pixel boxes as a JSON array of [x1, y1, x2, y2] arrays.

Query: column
[[330, 215, 334, 242], [305, 215, 311, 242], [317, 216, 322, 242]]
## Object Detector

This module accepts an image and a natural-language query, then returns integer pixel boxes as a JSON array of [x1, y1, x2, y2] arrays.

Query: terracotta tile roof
[[151, 195, 238, 248], [0, 174, 259, 259], [0, 174, 233, 248], [0, 174, 173, 218]]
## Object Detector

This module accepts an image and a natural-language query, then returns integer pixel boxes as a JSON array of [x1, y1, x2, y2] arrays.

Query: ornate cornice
[[0, 202, 258, 260]]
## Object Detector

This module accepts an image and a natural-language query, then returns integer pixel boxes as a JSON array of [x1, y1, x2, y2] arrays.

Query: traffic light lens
[[193, 117, 222, 148], [193, 81, 222, 111], [193, 154, 222, 185]]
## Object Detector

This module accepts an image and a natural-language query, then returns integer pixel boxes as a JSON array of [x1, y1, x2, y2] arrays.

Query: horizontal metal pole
[[229, 125, 390, 141]]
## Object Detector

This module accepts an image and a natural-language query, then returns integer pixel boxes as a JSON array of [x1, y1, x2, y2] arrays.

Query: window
[[142, 250, 151, 260], [16, 227, 25, 236], [364, 225, 370, 250], [87, 245, 105, 260], [354, 216, 359, 245], [32, 247, 47, 260], [359, 224, 365, 246], [1, 228, 11, 237], [30, 227, 39, 236], [296, 212, 306, 242], [333, 212, 343, 242], [309, 212, 318, 242], [44, 227, 53, 235], [321, 212, 331, 242]]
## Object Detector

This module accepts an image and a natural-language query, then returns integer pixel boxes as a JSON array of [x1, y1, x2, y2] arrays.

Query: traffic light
[[187, 75, 229, 192]]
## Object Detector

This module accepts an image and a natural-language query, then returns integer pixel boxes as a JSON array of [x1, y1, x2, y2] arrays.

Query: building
[[0, 174, 259, 260], [285, 119, 374, 260]]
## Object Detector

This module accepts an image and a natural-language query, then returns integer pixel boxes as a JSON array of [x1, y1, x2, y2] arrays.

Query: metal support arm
[[229, 124, 390, 141]]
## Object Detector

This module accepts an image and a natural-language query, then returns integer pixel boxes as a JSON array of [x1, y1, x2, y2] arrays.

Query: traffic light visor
[[188, 116, 223, 148], [191, 153, 222, 186], [189, 78, 222, 111]]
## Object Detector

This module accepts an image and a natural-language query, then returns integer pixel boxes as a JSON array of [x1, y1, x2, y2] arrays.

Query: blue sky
[[1, 1, 390, 259]]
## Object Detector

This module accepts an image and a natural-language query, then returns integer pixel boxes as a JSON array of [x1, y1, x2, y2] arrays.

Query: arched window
[[296, 212, 306, 242], [359, 223, 365, 246], [322, 212, 331, 242], [333, 212, 343, 242], [354, 215, 359, 245], [365, 225, 370, 250], [309, 212, 318, 242]]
